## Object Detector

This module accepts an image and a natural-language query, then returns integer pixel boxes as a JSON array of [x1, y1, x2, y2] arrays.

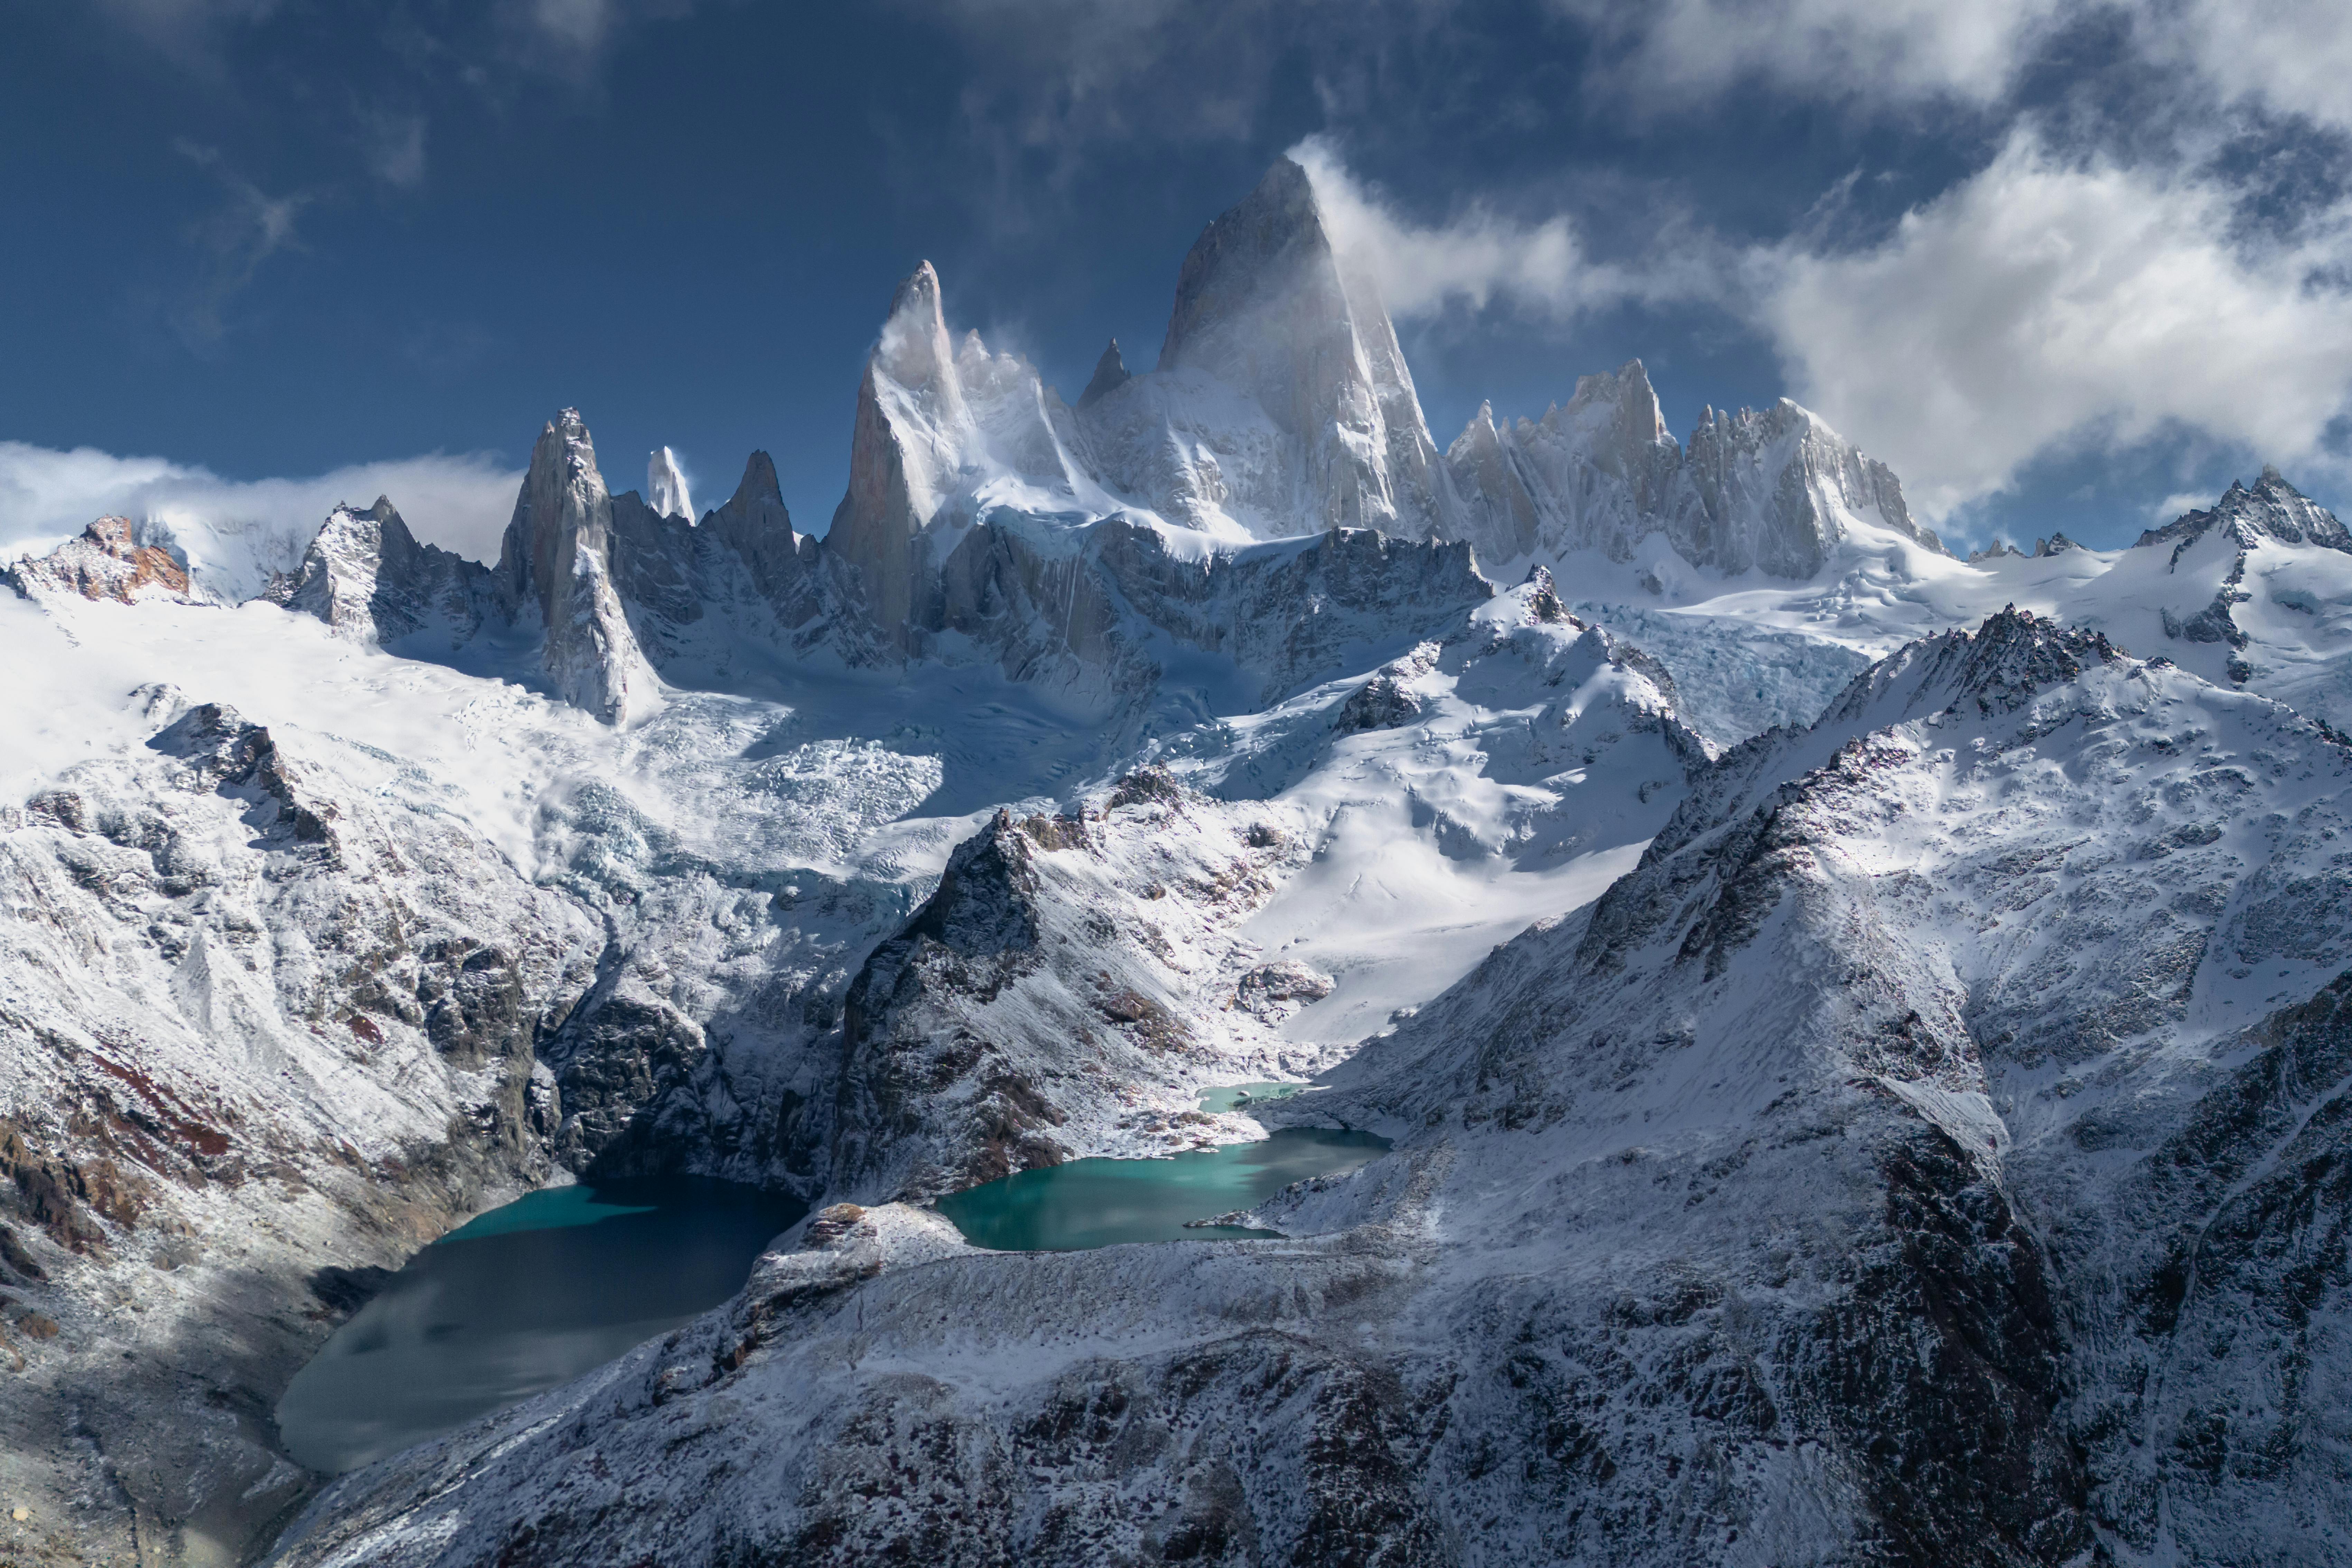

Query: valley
[[4, 156, 2352, 1568]]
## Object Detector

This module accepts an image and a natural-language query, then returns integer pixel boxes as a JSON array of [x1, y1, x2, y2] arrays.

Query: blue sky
[[5, 0, 2351, 561]]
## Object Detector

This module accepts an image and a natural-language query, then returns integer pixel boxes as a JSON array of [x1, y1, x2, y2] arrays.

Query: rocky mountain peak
[[2136, 467, 2351, 559], [1076, 338, 1130, 409], [725, 450, 786, 517], [500, 409, 612, 619], [4, 515, 196, 605], [492, 408, 650, 724], [1563, 359, 1670, 450], [647, 446, 694, 521], [701, 448, 819, 620], [1135, 156, 1441, 538], [875, 261, 962, 417], [1157, 157, 1329, 378], [1939, 604, 2119, 704], [279, 493, 493, 647]]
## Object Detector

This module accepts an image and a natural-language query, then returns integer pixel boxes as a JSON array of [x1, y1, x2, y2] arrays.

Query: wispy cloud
[[1551, 0, 2068, 109], [364, 111, 429, 189], [1289, 137, 1716, 321], [87, 0, 281, 73], [495, 0, 699, 84], [170, 139, 315, 347]]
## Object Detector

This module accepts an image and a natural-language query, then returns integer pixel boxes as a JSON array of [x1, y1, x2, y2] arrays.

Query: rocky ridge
[[4, 517, 198, 607], [8, 152, 2352, 1568], [264, 607, 2352, 1567], [0, 685, 601, 1565]]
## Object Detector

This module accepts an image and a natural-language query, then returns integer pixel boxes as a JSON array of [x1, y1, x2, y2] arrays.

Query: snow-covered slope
[[1546, 465, 2352, 748], [17, 150, 2352, 1568], [262, 607, 2352, 1568], [0, 527, 1692, 1563]]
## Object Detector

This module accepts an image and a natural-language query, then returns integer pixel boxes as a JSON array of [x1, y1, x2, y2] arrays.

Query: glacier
[[2, 155, 2352, 1568]]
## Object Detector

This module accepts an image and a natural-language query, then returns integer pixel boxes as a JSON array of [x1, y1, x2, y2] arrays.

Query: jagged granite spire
[[281, 495, 491, 646], [493, 409, 653, 724], [648, 447, 695, 521], [1147, 156, 1445, 538], [1440, 360, 1942, 579], [708, 450, 823, 626], [1076, 339, 1129, 409], [829, 262, 963, 647], [828, 261, 1098, 655]]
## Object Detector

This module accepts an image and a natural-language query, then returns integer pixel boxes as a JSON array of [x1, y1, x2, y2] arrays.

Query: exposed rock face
[[647, 446, 694, 521], [5, 516, 197, 605], [1440, 359, 1946, 578], [2137, 468, 2352, 685], [264, 607, 2352, 1567], [0, 692, 598, 1565], [2137, 464, 2352, 559], [697, 451, 828, 636], [831, 785, 1318, 1200], [493, 410, 655, 724], [926, 517, 1492, 718], [279, 497, 496, 647], [1074, 337, 1130, 409], [827, 262, 1100, 654], [1133, 156, 1444, 539]]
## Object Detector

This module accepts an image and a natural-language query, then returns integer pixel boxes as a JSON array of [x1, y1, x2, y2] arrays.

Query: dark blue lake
[[275, 1176, 805, 1474]]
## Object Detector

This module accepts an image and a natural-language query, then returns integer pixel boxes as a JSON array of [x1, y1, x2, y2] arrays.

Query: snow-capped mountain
[[647, 446, 694, 522], [260, 609, 2352, 1568], [3, 514, 199, 606], [8, 155, 2352, 1568], [1441, 358, 1943, 581]]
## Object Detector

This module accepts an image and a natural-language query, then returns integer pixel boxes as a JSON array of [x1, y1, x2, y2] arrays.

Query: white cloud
[[0, 444, 523, 600], [2148, 0, 2352, 134], [88, 0, 279, 54], [1289, 137, 1705, 321], [1553, 0, 2068, 107], [1751, 129, 2352, 519], [1552, 0, 2352, 139]]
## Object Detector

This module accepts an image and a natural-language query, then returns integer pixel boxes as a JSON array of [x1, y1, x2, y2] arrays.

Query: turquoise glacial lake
[[276, 1176, 805, 1474], [935, 1125, 1388, 1251]]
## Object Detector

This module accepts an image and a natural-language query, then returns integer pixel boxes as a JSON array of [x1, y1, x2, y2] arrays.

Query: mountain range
[[5, 157, 2352, 1567]]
